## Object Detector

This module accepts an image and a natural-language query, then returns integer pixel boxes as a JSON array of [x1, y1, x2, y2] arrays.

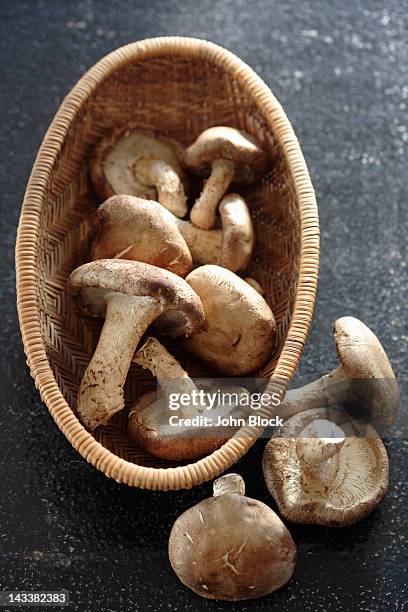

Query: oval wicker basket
[[16, 37, 319, 490]]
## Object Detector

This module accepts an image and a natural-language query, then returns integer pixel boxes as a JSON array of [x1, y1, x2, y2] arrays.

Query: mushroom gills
[[93, 128, 188, 216], [263, 407, 389, 527]]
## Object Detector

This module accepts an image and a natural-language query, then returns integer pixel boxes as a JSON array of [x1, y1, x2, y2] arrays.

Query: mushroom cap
[[90, 126, 188, 201], [183, 265, 276, 375], [262, 407, 389, 527], [69, 259, 205, 337], [168, 477, 296, 600], [90, 195, 192, 276], [185, 126, 269, 184], [128, 383, 251, 461], [334, 316, 399, 429]]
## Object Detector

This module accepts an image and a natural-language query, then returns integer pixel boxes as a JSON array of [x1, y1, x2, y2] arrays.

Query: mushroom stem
[[276, 367, 350, 420], [296, 419, 345, 493], [218, 193, 253, 270], [77, 294, 162, 430], [175, 193, 253, 272], [133, 157, 187, 217], [213, 474, 245, 497], [190, 158, 235, 229], [133, 337, 200, 418], [273, 316, 399, 430], [174, 218, 222, 265]]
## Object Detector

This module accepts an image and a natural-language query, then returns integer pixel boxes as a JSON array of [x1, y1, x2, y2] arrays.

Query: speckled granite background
[[1, 1, 407, 611]]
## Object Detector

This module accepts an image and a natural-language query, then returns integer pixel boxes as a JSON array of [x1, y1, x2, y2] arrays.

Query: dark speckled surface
[[1, 1, 407, 610]]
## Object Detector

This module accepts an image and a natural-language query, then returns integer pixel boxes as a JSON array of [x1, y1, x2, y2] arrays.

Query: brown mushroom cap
[[69, 259, 204, 337], [90, 195, 192, 276], [262, 407, 389, 527], [183, 265, 276, 375], [185, 126, 268, 183], [334, 316, 399, 429], [168, 474, 296, 601], [90, 126, 188, 213]]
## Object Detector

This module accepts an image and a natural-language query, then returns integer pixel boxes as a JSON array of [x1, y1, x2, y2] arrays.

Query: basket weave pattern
[[16, 38, 319, 490]]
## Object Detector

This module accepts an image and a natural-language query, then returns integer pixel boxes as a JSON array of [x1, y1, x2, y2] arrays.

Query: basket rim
[[15, 36, 320, 490]]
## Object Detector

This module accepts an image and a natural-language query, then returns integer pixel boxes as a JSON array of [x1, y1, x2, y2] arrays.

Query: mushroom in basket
[[128, 337, 250, 461], [91, 193, 254, 274], [183, 265, 276, 375], [90, 195, 192, 276], [186, 126, 269, 229], [168, 473, 296, 600], [262, 407, 389, 527], [68, 260, 204, 430], [90, 127, 188, 217]]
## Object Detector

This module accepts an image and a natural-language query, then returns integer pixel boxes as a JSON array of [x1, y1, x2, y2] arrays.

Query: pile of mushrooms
[[167, 316, 398, 601], [66, 122, 399, 602], [69, 123, 274, 459]]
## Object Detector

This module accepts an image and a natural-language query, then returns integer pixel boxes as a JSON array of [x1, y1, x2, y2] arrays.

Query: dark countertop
[[1, 1, 407, 610]]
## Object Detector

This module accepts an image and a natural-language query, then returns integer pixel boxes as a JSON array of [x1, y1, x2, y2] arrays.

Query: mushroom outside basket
[[16, 37, 319, 490]]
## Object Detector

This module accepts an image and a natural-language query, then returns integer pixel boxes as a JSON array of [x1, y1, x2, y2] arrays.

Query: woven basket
[[16, 37, 319, 490]]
